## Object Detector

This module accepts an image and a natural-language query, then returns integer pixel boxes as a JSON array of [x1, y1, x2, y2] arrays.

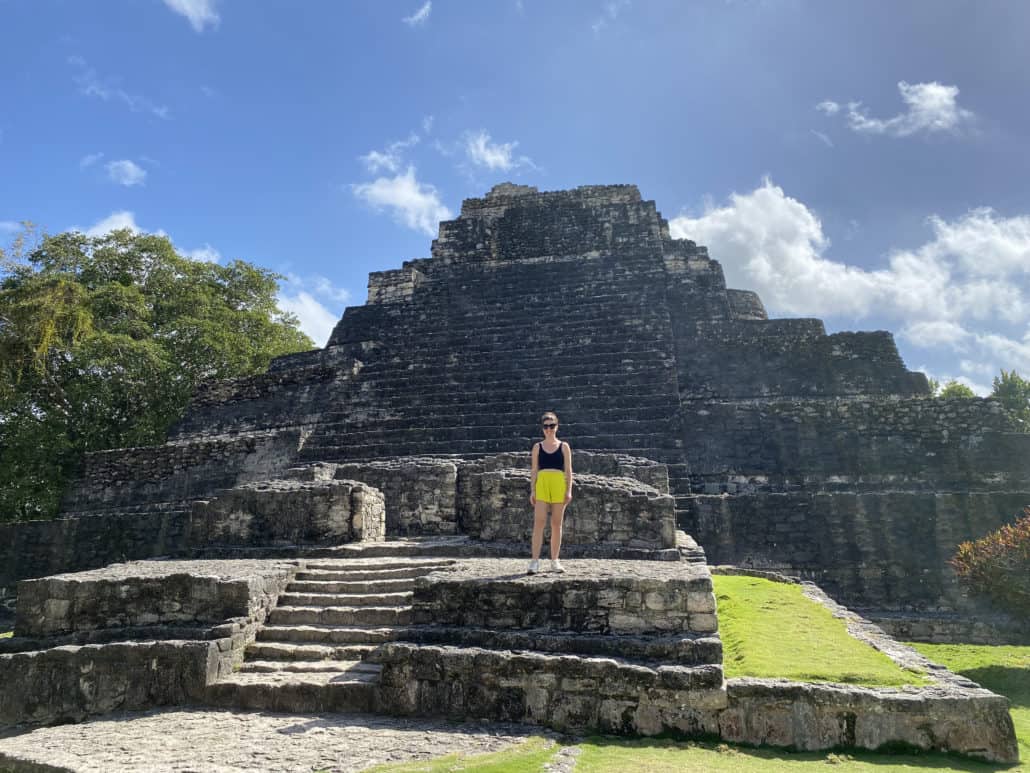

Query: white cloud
[[592, 0, 631, 33], [69, 56, 170, 119], [422, 115, 435, 134], [352, 166, 452, 236], [79, 152, 104, 169], [810, 129, 833, 148], [277, 275, 350, 346], [82, 211, 142, 237], [359, 133, 420, 174], [669, 178, 1030, 385], [822, 81, 975, 138], [183, 244, 221, 263], [311, 276, 351, 304], [403, 1, 432, 26], [163, 0, 220, 32], [106, 159, 147, 187], [464, 130, 534, 172], [277, 291, 338, 347]]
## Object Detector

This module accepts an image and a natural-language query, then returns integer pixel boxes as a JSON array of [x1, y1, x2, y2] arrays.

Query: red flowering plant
[[950, 506, 1030, 617]]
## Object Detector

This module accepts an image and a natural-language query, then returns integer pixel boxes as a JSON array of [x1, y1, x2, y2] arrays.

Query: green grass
[[912, 643, 1030, 768], [0, 631, 11, 639], [713, 575, 929, 686], [362, 737, 558, 773], [574, 737, 1018, 772]]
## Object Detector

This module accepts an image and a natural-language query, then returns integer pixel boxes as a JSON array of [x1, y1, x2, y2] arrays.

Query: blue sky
[[3, 1, 1030, 394]]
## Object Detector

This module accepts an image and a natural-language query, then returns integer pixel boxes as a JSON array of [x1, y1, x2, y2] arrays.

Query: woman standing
[[528, 411, 573, 574]]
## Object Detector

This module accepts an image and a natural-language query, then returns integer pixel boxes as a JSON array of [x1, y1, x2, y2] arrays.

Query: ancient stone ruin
[[0, 183, 1025, 763]]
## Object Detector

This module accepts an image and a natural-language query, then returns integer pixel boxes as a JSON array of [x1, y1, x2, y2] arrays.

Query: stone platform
[[0, 554, 1020, 762]]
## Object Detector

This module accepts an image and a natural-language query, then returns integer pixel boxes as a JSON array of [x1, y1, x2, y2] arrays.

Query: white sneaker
[[551, 559, 565, 573], [527, 559, 540, 574]]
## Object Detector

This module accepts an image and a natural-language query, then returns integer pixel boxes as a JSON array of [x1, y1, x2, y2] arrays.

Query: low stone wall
[[15, 560, 295, 638], [191, 479, 385, 546], [0, 640, 217, 727], [1, 559, 296, 728], [412, 559, 717, 635], [721, 678, 1017, 762], [0, 479, 384, 608], [372, 645, 1015, 762], [62, 429, 306, 513], [466, 451, 670, 493], [375, 642, 727, 731], [458, 470, 676, 550], [868, 612, 1030, 645], [333, 459, 458, 536]]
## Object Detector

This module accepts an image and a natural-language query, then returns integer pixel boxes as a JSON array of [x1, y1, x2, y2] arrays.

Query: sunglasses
[[542, 423, 557, 429]]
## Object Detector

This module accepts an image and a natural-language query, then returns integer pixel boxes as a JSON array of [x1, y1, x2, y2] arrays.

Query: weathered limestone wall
[[190, 479, 385, 546], [456, 470, 676, 550], [0, 480, 382, 608], [372, 645, 1016, 763], [62, 429, 307, 514], [686, 490, 1029, 610], [412, 560, 716, 635], [0, 559, 294, 728], [16, 560, 295, 638], [375, 642, 727, 731], [0, 640, 217, 727], [332, 459, 458, 536], [681, 397, 1025, 486]]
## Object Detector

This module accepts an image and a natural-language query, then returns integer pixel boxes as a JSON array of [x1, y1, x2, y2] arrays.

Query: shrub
[[950, 506, 1030, 616]]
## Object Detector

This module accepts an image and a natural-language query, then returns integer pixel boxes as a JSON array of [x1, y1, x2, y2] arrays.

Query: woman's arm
[[564, 442, 573, 503], [529, 442, 539, 505]]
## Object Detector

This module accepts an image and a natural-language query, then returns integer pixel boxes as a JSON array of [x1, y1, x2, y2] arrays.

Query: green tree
[[0, 228, 314, 522], [938, 380, 975, 398], [991, 369, 1030, 425]]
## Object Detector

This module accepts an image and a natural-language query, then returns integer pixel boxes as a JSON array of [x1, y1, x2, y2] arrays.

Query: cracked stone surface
[[0, 708, 550, 773]]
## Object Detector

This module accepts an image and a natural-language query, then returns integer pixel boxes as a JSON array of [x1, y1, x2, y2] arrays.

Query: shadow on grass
[[960, 667, 1030, 707], [580, 736, 1018, 772]]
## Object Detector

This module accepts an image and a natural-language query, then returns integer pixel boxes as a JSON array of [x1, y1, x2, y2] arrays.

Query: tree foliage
[[0, 228, 314, 522], [991, 370, 1030, 425], [938, 380, 976, 398], [951, 506, 1030, 618]]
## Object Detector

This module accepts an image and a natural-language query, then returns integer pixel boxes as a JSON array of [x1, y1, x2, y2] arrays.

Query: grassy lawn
[[912, 643, 1030, 768], [0, 631, 11, 639], [714, 574, 928, 686], [362, 737, 557, 772]]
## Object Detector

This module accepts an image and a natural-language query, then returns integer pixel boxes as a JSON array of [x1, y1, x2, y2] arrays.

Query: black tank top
[[537, 441, 565, 471]]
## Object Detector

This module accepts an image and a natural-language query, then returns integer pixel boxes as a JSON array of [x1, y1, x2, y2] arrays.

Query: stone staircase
[[206, 557, 456, 712]]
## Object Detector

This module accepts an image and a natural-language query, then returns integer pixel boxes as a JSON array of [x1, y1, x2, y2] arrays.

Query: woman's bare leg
[[532, 500, 550, 560], [549, 503, 567, 560]]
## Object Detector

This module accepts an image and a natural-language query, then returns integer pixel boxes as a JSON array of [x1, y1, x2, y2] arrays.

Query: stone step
[[322, 404, 678, 426], [246, 641, 379, 662], [257, 624, 415, 645], [360, 346, 675, 372], [268, 605, 414, 626], [361, 346, 675, 373], [301, 420, 678, 447], [287, 578, 416, 594], [351, 371, 679, 397], [277, 591, 413, 607], [348, 322, 673, 351], [240, 659, 382, 674], [206, 666, 379, 713], [297, 560, 453, 578], [302, 439, 684, 463]]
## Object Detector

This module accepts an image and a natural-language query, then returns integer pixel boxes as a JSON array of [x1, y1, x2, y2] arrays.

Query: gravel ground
[[0, 708, 553, 773]]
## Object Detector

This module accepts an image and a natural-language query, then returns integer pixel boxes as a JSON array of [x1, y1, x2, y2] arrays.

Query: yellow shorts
[[535, 470, 567, 504]]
